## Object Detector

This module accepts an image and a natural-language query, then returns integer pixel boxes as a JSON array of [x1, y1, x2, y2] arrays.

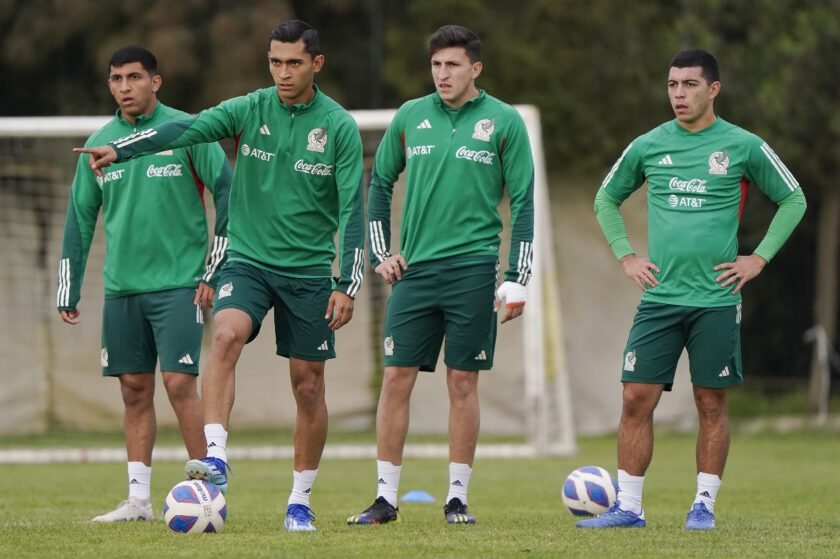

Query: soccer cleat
[[346, 496, 401, 525], [444, 498, 476, 524], [576, 501, 646, 528], [91, 497, 153, 522], [684, 502, 716, 530], [185, 457, 230, 494], [284, 503, 316, 532]]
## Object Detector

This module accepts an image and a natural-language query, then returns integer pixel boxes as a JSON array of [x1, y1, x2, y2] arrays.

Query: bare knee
[[119, 374, 154, 408], [621, 383, 662, 419], [447, 369, 478, 404], [290, 362, 325, 405], [212, 324, 247, 353], [694, 387, 728, 420], [162, 372, 198, 405]]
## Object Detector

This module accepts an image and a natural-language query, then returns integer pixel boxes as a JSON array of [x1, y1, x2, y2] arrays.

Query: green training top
[[110, 85, 365, 297], [596, 117, 805, 307], [368, 90, 535, 285], [57, 102, 232, 311]]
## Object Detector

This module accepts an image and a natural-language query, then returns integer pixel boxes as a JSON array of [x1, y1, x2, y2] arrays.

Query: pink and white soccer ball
[[163, 480, 227, 533], [562, 465, 619, 516]]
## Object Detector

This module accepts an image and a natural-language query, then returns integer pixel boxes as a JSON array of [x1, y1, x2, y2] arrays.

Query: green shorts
[[213, 260, 335, 361], [383, 259, 497, 372], [621, 301, 743, 390], [101, 288, 203, 376]]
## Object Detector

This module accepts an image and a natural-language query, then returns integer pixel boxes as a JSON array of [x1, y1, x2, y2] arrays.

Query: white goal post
[[0, 107, 575, 461]]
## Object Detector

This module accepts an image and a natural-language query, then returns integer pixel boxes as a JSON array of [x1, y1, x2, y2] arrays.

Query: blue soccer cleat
[[576, 502, 646, 528], [285, 503, 316, 532], [684, 502, 716, 530], [185, 457, 230, 494]]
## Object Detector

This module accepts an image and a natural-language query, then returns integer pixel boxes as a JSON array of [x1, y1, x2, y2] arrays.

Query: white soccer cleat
[[92, 497, 154, 522]]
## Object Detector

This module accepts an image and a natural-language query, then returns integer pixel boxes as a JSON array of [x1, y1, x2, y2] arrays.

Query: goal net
[[0, 107, 575, 461]]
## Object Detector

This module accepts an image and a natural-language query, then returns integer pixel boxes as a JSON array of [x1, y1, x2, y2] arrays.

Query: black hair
[[428, 25, 481, 63], [670, 48, 719, 84], [268, 19, 320, 57], [108, 45, 157, 76]]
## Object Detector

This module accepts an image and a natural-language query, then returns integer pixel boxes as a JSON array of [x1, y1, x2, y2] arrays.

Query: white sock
[[694, 472, 721, 513], [127, 461, 151, 501], [288, 469, 318, 507], [445, 462, 472, 505], [376, 460, 402, 507], [616, 469, 645, 515], [204, 424, 228, 462]]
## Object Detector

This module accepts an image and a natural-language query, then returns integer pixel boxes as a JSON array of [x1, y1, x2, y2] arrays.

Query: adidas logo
[[259, 123, 271, 135], [451, 480, 464, 487], [208, 442, 217, 447], [377, 478, 386, 485], [474, 351, 487, 361], [416, 118, 432, 129], [719, 366, 730, 377], [658, 154, 673, 165], [303, 488, 312, 494], [129, 478, 139, 485], [178, 354, 194, 365], [317, 340, 329, 351], [699, 491, 711, 498]]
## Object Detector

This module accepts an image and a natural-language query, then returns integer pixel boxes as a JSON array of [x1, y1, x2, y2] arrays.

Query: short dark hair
[[670, 48, 719, 84], [268, 19, 320, 57], [108, 45, 158, 76], [428, 25, 481, 63]]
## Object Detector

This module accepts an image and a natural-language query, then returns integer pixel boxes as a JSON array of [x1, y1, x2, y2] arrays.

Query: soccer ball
[[163, 480, 227, 533], [562, 465, 618, 516]]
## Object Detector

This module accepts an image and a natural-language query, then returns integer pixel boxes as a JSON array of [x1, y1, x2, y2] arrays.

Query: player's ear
[[151, 74, 162, 93], [708, 80, 720, 100], [471, 61, 483, 80], [312, 54, 325, 73]]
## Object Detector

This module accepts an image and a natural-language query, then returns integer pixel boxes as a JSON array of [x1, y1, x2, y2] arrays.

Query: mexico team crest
[[472, 119, 495, 142], [307, 128, 328, 152], [708, 150, 729, 175]]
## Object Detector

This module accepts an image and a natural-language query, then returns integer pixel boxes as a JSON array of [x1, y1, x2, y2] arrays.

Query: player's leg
[[684, 303, 742, 530], [439, 261, 497, 525], [150, 288, 205, 459], [348, 265, 441, 525], [578, 302, 684, 528], [273, 274, 336, 532], [92, 295, 156, 522], [186, 263, 273, 493]]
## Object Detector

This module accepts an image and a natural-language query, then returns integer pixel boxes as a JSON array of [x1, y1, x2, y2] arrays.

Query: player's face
[[108, 62, 161, 124], [667, 66, 720, 131], [431, 47, 482, 109], [268, 39, 324, 106]]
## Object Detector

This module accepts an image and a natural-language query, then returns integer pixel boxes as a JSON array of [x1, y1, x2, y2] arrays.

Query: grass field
[[1, 429, 838, 558]]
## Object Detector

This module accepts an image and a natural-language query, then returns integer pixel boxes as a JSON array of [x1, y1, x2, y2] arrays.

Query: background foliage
[[1, 0, 837, 389]]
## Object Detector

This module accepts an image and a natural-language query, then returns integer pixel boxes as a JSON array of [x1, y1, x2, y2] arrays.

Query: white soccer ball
[[562, 465, 618, 516], [163, 480, 227, 533]]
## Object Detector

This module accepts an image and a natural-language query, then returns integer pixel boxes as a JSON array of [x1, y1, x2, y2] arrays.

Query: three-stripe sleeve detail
[[760, 143, 799, 192]]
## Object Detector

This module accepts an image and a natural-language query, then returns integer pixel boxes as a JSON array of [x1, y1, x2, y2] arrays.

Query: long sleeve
[[593, 187, 635, 260], [186, 142, 233, 288], [753, 188, 807, 262], [57, 155, 103, 310], [111, 97, 247, 161], [333, 114, 366, 298], [501, 111, 535, 285], [368, 111, 406, 267]]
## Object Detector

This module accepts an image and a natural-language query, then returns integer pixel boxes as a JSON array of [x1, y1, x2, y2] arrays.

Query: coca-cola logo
[[668, 177, 707, 193], [146, 163, 183, 178], [294, 159, 334, 176], [455, 146, 495, 165]]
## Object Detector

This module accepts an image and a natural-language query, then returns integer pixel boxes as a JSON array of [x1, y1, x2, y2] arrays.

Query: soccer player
[[57, 45, 232, 522], [577, 49, 806, 530], [347, 25, 534, 526], [75, 20, 365, 532]]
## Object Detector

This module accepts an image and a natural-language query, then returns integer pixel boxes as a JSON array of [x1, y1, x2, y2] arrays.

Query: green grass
[[1, 431, 839, 558]]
